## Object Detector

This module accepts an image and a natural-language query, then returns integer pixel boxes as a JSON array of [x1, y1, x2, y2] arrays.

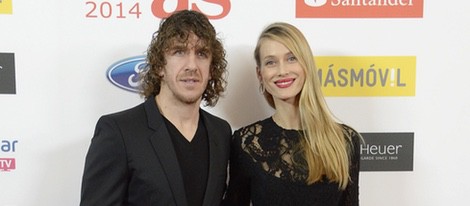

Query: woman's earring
[[259, 83, 266, 93]]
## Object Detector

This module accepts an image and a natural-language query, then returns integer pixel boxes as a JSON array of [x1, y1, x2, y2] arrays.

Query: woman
[[222, 22, 361, 206]]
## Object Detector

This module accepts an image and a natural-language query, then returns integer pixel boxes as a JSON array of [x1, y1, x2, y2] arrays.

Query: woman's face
[[257, 39, 305, 106]]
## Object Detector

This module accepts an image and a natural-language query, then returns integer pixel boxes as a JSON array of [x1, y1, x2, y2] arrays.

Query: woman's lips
[[275, 78, 295, 88]]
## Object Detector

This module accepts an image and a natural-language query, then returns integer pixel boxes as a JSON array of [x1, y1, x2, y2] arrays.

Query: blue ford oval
[[107, 56, 147, 92]]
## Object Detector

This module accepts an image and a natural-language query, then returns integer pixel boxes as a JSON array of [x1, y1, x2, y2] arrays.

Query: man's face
[[158, 33, 212, 105]]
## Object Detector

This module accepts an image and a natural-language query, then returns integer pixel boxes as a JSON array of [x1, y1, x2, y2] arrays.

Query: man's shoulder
[[200, 109, 231, 131], [99, 102, 147, 123], [200, 109, 227, 123]]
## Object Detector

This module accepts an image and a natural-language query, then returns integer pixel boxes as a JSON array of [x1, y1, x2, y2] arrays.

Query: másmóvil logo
[[315, 56, 416, 96], [0, 0, 13, 14], [107, 56, 147, 92]]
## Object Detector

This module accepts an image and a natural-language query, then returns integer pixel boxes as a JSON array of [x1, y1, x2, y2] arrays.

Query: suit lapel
[[201, 111, 224, 206], [144, 98, 188, 206]]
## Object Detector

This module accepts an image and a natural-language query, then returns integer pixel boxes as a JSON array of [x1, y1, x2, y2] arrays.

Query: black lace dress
[[222, 117, 361, 206]]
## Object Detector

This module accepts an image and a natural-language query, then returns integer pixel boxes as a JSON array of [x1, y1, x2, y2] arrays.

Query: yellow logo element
[[0, 0, 13, 14], [315, 56, 416, 96]]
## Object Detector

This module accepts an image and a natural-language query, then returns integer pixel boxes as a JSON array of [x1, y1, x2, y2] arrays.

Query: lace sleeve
[[222, 129, 251, 206], [339, 127, 361, 206]]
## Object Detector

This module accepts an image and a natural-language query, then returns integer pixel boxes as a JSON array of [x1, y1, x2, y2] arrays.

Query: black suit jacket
[[80, 97, 232, 206]]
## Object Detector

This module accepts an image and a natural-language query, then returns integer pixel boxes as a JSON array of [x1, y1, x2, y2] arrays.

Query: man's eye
[[197, 49, 211, 58], [174, 50, 185, 55], [198, 51, 208, 58]]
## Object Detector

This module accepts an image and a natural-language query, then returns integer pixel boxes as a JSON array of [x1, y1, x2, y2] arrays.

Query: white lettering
[[360, 143, 403, 155], [331, 0, 413, 6], [375, 156, 388, 160], [304, 0, 328, 7], [361, 156, 374, 160], [128, 62, 146, 88], [0, 159, 12, 168]]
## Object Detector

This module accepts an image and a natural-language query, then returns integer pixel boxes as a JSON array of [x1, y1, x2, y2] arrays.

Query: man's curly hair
[[140, 10, 228, 107]]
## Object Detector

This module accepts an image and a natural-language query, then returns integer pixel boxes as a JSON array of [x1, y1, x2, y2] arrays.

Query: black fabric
[[164, 116, 209, 206], [80, 96, 232, 206], [223, 117, 361, 206]]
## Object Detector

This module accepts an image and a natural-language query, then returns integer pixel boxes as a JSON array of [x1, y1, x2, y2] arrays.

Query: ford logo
[[107, 56, 147, 92]]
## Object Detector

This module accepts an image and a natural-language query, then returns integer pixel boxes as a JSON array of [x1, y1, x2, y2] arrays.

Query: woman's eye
[[265, 60, 275, 66], [287, 55, 297, 62]]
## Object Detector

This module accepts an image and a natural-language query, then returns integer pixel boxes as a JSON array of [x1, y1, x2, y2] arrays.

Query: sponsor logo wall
[[2, 0, 470, 205]]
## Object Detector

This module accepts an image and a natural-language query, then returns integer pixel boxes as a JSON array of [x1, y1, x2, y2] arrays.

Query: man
[[80, 10, 231, 206]]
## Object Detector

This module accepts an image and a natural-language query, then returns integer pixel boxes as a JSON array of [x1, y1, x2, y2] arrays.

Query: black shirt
[[222, 117, 361, 206], [164, 116, 209, 206]]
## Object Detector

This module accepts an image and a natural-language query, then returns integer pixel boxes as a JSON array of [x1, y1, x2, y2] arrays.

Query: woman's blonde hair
[[254, 22, 352, 189]]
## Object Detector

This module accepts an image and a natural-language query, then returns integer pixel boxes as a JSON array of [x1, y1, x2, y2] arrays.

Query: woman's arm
[[339, 128, 361, 206], [222, 130, 252, 206]]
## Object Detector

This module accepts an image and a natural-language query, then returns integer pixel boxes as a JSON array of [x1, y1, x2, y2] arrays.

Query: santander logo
[[296, 0, 424, 18], [304, 0, 328, 7]]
